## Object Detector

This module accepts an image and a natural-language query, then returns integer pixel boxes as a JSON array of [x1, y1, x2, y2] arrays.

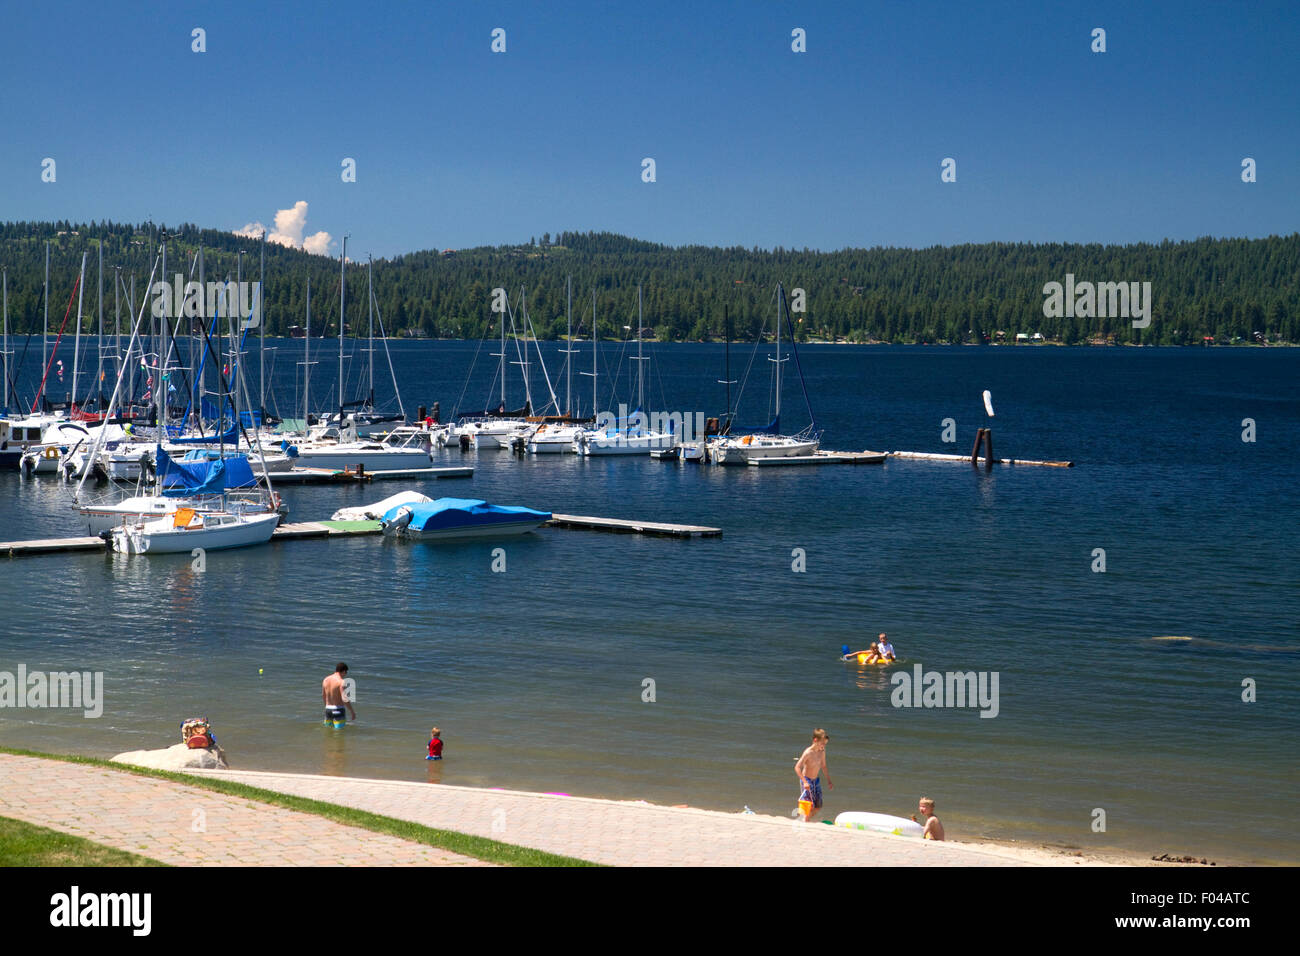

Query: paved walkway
[[188, 768, 1104, 866], [0, 754, 488, 867]]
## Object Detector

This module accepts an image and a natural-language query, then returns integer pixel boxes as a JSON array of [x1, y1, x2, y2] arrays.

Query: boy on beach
[[426, 727, 443, 760], [794, 729, 833, 819], [912, 797, 944, 840]]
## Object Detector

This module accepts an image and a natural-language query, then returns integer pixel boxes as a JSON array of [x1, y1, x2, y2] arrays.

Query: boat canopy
[[158, 447, 257, 497], [381, 497, 551, 533]]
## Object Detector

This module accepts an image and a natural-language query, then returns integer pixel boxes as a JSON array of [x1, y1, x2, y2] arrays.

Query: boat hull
[[290, 447, 430, 471], [715, 437, 818, 465], [397, 518, 548, 540], [111, 511, 280, 554]]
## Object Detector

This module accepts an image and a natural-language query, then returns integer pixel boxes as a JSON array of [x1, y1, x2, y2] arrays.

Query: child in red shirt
[[426, 727, 443, 760]]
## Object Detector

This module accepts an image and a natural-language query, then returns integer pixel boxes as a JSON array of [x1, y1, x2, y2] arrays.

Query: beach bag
[[181, 717, 213, 749]]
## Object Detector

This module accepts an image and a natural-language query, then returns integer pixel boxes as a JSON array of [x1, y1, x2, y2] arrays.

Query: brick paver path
[[0, 754, 488, 867], [190, 768, 1103, 867]]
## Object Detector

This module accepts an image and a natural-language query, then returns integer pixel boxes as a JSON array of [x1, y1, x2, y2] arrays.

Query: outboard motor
[[381, 506, 414, 537]]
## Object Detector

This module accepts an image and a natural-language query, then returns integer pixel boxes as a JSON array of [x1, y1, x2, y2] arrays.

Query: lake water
[[1, 340, 1297, 863]]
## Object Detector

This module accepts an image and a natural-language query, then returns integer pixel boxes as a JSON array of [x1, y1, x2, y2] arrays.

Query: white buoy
[[982, 390, 995, 418]]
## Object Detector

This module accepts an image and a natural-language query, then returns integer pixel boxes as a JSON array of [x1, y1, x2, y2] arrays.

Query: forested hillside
[[2, 222, 1296, 345]]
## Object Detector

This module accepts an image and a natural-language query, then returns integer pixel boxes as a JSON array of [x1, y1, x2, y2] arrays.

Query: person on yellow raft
[[842, 633, 897, 665]]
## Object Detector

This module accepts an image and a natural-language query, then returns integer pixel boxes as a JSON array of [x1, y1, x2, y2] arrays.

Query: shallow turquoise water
[[1, 342, 1297, 863]]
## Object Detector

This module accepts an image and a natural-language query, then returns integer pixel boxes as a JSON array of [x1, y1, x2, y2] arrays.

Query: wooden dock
[[1, 513, 720, 558], [546, 513, 721, 538], [887, 451, 1074, 468], [748, 450, 888, 467], [268, 466, 473, 484], [0, 535, 105, 557]]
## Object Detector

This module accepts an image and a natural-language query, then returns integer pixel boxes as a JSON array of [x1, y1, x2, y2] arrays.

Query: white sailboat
[[280, 240, 430, 471], [527, 277, 589, 454], [98, 239, 281, 554], [713, 283, 820, 464], [576, 285, 675, 456]]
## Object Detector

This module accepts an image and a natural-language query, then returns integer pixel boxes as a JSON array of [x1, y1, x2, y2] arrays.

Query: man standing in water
[[322, 662, 356, 726]]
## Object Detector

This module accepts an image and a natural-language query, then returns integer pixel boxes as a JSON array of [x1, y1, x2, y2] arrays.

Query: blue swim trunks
[[799, 777, 823, 809]]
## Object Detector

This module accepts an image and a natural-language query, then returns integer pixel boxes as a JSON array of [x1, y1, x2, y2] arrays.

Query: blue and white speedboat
[[380, 497, 551, 540]]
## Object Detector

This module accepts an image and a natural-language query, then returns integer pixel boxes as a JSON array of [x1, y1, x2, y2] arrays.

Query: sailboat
[[279, 239, 431, 471], [94, 241, 281, 553], [527, 277, 590, 454], [315, 255, 406, 436], [712, 283, 820, 464], [108, 450, 280, 552], [575, 285, 676, 456], [447, 286, 538, 450]]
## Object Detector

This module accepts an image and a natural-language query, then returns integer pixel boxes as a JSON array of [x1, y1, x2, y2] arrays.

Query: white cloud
[[303, 231, 332, 256], [233, 201, 333, 256]]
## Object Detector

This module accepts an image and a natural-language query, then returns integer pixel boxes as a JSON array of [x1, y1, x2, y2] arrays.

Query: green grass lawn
[[0, 815, 164, 867]]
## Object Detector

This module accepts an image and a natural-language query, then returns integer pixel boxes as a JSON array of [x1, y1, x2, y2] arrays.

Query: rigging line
[[728, 306, 765, 428], [780, 283, 817, 430], [370, 282, 405, 420], [30, 272, 82, 412], [451, 309, 490, 418]]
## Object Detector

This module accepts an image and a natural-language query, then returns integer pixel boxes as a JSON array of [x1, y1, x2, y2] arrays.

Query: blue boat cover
[[158, 447, 258, 497], [381, 497, 551, 533]]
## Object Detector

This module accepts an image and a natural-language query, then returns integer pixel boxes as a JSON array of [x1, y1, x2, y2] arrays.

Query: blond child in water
[[793, 729, 833, 819], [912, 797, 944, 840]]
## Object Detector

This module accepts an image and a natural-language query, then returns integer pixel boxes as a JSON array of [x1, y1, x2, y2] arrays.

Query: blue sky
[[2, 1, 1296, 258]]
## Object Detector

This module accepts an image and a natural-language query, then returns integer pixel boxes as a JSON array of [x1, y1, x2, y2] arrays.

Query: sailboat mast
[[158, 236, 167, 490], [591, 290, 597, 417], [367, 256, 375, 409], [259, 231, 266, 418], [722, 304, 733, 426], [775, 282, 783, 421], [42, 241, 49, 403], [197, 245, 205, 432], [2, 268, 8, 414], [566, 276, 572, 416], [338, 236, 346, 426], [114, 266, 121, 398], [304, 275, 311, 425], [96, 240, 103, 407], [71, 252, 87, 409], [636, 284, 644, 409], [219, 275, 227, 459], [500, 285, 507, 407], [522, 286, 530, 411]]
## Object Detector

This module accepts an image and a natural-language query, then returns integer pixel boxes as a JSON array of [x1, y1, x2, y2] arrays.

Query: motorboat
[[379, 497, 551, 540]]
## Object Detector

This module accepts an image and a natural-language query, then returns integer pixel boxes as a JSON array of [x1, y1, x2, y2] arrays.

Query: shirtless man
[[322, 662, 357, 725], [794, 729, 833, 819], [912, 797, 944, 840]]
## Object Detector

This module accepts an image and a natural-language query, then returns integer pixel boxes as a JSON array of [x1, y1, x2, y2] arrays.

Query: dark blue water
[[2, 340, 1297, 863]]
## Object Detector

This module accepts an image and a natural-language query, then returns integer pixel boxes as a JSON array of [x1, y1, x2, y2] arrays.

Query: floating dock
[[887, 451, 1074, 468], [546, 513, 721, 538], [0, 535, 105, 557], [747, 450, 888, 467], [1, 513, 720, 558], [268, 465, 473, 484]]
